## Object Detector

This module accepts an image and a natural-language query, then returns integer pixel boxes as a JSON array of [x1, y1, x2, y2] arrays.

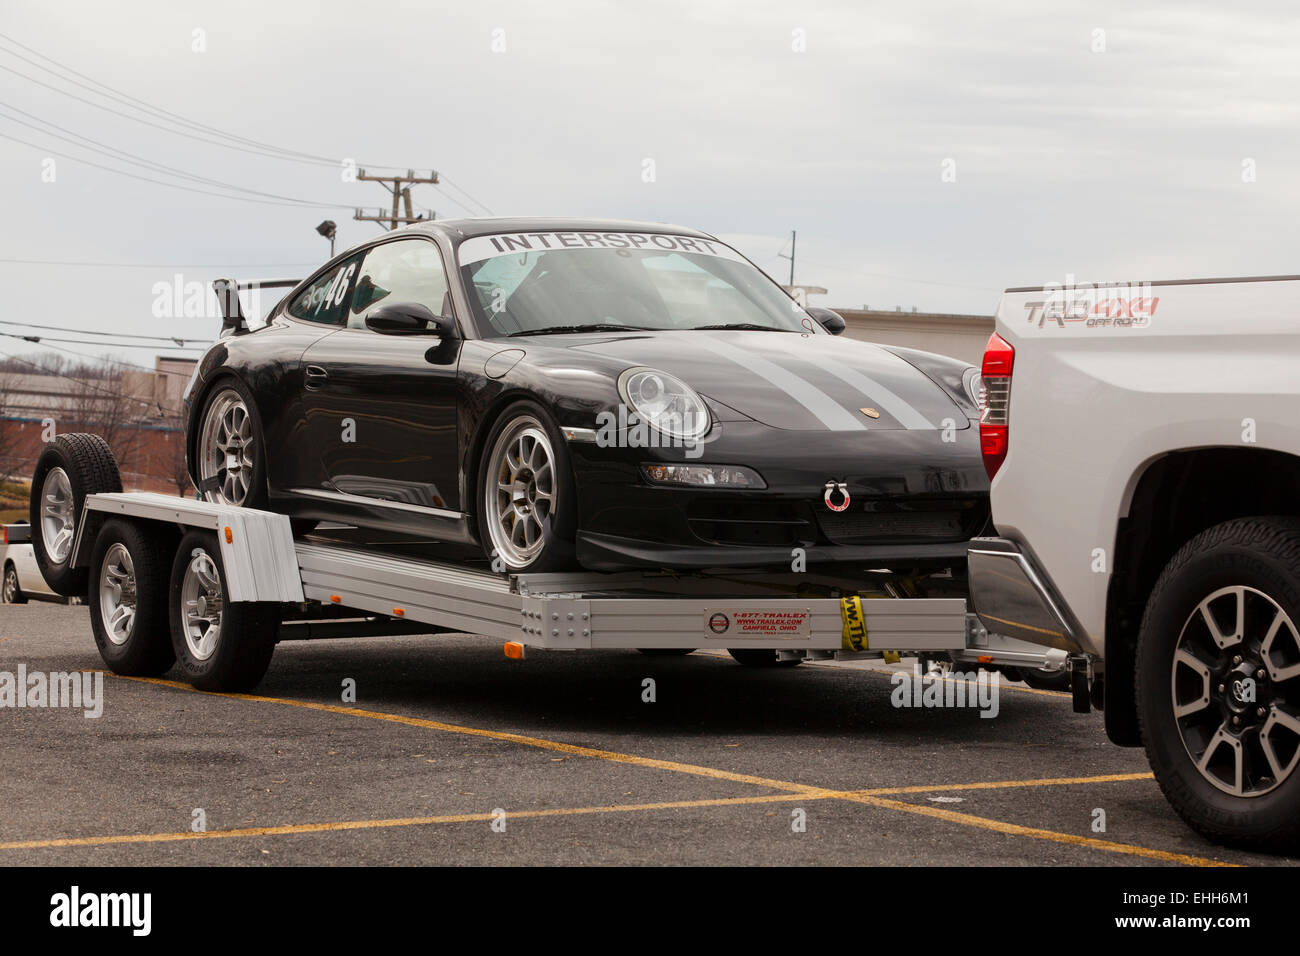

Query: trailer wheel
[[88, 519, 174, 676], [3, 563, 26, 604], [29, 434, 123, 597], [169, 530, 279, 691], [1136, 516, 1300, 851], [727, 649, 802, 667], [1010, 665, 1072, 692]]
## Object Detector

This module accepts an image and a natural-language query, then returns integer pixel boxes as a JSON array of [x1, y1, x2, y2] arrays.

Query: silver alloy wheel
[[3, 567, 17, 603], [98, 543, 137, 646], [1171, 585, 1300, 797], [198, 389, 255, 506], [483, 416, 557, 569], [40, 466, 75, 563], [180, 548, 223, 661]]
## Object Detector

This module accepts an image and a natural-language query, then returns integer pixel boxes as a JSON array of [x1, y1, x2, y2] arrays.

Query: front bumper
[[966, 537, 1085, 654]]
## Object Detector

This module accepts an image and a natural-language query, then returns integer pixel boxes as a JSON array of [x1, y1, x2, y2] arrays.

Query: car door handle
[[304, 365, 328, 390]]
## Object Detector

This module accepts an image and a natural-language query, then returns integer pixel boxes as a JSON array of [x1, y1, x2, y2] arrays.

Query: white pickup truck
[[968, 274, 1300, 852]]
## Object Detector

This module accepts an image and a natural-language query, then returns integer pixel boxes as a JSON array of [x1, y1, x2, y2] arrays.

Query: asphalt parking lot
[[1, 603, 1294, 867]]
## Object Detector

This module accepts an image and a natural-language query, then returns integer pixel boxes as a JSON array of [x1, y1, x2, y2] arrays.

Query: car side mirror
[[365, 302, 456, 337], [806, 307, 846, 336]]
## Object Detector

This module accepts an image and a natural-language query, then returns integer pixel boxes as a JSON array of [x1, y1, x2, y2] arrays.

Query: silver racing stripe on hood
[[817, 356, 936, 430], [690, 335, 867, 431]]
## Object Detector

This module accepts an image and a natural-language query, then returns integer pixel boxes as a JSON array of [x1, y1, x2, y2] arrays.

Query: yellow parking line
[[857, 772, 1154, 797], [0, 794, 807, 851], [842, 793, 1236, 867], [113, 675, 826, 796], [92, 673, 1229, 866]]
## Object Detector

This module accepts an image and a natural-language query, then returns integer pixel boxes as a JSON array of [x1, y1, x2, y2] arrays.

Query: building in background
[[834, 308, 993, 366], [0, 356, 196, 495]]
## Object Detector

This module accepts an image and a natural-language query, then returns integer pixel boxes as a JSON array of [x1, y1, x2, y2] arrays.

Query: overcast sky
[[1, 0, 1297, 368]]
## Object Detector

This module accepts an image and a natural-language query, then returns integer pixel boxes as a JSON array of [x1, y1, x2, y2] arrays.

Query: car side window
[[349, 238, 451, 330], [287, 254, 363, 325]]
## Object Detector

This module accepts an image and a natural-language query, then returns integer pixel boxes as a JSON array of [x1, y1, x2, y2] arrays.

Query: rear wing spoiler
[[212, 278, 301, 336]]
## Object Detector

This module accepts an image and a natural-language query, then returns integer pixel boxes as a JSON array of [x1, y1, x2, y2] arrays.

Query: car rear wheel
[[2, 564, 25, 604], [477, 401, 576, 573], [196, 382, 267, 510], [1136, 516, 1300, 851]]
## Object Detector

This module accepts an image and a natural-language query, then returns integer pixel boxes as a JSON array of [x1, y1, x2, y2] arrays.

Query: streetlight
[[315, 220, 337, 256]]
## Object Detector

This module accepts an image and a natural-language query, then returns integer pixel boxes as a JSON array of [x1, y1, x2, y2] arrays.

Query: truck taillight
[[979, 332, 1014, 479]]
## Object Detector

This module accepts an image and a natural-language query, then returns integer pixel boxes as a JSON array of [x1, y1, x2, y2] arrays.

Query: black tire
[[1136, 516, 1300, 851], [475, 400, 578, 573], [87, 519, 175, 676], [168, 530, 279, 691], [1016, 666, 1072, 692], [2, 563, 26, 604], [637, 648, 695, 656], [29, 433, 123, 597], [728, 648, 802, 667], [193, 377, 269, 510]]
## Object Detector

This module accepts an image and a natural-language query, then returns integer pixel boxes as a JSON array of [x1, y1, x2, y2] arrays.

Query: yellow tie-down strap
[[840, 595, 900, 663]]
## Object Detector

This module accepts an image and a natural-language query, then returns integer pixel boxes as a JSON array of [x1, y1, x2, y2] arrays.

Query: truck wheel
[[3, 563, 26, 604], [88, 519, 174, 676], [1137, 516, 1300, 851], [169, 530, 279, 691], [728, 649, 802, 667], [29, 434, 123, 597]]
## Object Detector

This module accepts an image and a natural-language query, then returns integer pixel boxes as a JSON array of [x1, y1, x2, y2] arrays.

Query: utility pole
[[777, 230, 796, 285], [353, 169, 440, 230]]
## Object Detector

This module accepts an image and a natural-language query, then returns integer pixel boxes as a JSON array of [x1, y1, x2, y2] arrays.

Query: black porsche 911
[[187, 217, 989, 573]]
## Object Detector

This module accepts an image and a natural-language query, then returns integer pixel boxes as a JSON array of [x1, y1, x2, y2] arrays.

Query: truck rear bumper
[[967, 537, 1086, 655]]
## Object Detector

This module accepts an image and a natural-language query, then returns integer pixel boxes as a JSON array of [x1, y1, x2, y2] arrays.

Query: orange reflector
[[329, 594, 341, 603], [977, 655, 993, 664], [392, 607, 405, 617], [223, 526, 233, 544], [503, 641, 525, 660]]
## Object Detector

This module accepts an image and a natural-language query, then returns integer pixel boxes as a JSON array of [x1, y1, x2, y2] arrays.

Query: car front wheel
[[1136, 516, 1300, 851], [477, 401, 576, 573]]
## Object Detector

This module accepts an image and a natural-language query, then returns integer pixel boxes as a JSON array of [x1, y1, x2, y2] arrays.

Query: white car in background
[[2, 522, 61, 604]]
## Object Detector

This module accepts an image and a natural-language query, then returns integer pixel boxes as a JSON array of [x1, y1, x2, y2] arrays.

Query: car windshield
[[457, 231, 821, 337]]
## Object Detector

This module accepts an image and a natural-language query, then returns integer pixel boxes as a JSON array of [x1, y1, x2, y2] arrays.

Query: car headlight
[[618, 367, 711, 440]]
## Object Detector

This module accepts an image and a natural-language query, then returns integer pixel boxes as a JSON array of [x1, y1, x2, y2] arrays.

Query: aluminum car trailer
[[32, 435, 1064, 692]]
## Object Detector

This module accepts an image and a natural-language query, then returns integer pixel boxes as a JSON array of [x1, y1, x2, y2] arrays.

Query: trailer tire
[[727, 649, 802, 667], [29, 434, 123, 597], [169, 530, 279, 691], [1136, 516, 1300, 852], [88, 519, 174, 676], [1011, 665, 1072, 692]]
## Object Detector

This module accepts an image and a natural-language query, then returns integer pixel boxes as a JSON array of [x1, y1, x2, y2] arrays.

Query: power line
[[0, 258, 315, 268], [0, 319, 211, 345], [0, 129, 352, 208], [0, 32, 433, 172], [0, 348, 177, 411], [0, 331, 204, 351], [0, 102, 348, 204]]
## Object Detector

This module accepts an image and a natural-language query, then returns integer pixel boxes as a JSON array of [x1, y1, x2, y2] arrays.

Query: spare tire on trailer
[[29, 434, 123, 597]]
